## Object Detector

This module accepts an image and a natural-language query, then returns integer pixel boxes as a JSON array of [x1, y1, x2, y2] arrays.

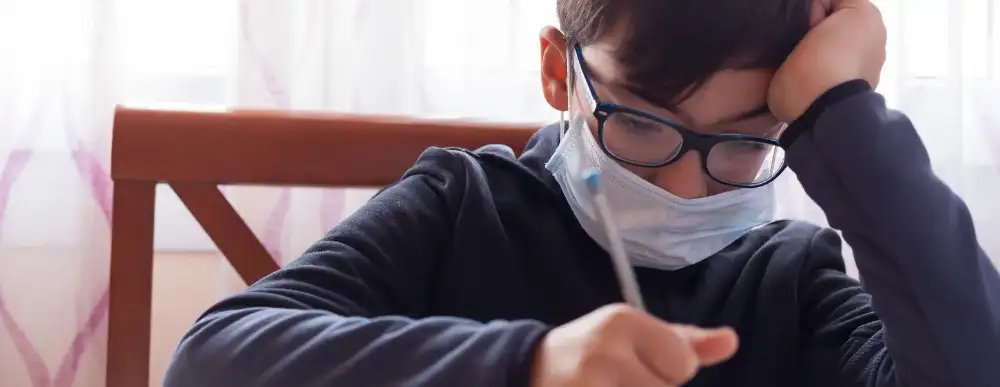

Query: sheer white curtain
[[0, 0, 997, 386]]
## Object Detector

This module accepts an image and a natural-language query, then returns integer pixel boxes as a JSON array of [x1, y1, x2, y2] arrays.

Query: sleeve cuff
[[779, 79, 873, 149], [507, 323, 551, 387]]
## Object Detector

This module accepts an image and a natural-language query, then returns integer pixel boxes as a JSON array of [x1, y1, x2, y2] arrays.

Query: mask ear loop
[[559, 47, 575, 142], [559, 109, 566, 142]]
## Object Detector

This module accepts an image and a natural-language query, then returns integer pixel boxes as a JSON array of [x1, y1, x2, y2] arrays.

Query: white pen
[[582, 168, 646, 311]]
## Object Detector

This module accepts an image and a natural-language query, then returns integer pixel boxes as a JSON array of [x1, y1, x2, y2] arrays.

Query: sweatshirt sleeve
[[163, 149, 549, 387], [786, 83, 1000, 387]]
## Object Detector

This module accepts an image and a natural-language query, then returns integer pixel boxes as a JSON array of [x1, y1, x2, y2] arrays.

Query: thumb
[[673, 325, 740, 366]]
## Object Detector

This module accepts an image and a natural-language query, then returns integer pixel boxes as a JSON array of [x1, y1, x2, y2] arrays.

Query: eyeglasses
[[571, 45, 788, 188]]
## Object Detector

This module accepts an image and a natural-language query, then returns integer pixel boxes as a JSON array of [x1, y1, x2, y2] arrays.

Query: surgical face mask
[[545, 113, 776, 271]]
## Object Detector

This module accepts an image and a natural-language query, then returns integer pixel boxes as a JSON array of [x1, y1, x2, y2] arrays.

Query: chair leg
[[106, 181, 156, 387]]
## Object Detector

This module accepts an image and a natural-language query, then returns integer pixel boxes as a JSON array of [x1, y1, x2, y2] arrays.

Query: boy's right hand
[[530, 304, 739, 387]]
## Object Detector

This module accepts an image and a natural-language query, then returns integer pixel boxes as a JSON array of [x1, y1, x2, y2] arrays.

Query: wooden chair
[[106, 107, 540, 387]]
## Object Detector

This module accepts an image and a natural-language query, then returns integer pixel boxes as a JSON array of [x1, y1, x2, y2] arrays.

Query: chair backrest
[[106, 106, 540, 387]]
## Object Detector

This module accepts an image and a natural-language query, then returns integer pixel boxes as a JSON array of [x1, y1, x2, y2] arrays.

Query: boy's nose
[[649, 151, 709, 199]]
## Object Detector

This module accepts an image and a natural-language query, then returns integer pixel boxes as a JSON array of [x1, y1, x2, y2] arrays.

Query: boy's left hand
[[768, 0, 887, 123]]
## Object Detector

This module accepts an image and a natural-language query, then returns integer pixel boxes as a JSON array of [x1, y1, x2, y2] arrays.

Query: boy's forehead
[[577, 43, 775, 129]]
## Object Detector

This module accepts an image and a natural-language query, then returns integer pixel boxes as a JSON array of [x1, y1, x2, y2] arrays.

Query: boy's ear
[[539, 26, 569, 111]]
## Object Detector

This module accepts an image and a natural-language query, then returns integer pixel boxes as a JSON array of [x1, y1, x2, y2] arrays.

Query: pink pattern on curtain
[[0, 9, 340, 377], [239, 1, 291, 264], [0, 128, 48, 386], [0, 103, 115, 386], [238, 0, 345, 262]]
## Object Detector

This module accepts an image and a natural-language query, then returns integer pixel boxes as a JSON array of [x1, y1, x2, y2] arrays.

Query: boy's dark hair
[[557, 0, 811, 107]]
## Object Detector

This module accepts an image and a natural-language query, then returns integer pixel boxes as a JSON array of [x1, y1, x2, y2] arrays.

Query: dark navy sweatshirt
[[164, 89, 1000, 386]]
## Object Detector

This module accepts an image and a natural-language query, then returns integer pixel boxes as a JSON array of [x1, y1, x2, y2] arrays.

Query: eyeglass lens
[[601, 111, 786, 186]]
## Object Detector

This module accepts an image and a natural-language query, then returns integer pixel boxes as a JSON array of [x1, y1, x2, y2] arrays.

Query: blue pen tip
[[583, 168, 601, 194]]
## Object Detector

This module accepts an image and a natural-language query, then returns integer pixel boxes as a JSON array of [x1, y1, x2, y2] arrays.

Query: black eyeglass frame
[[572, 45, 788, 189]]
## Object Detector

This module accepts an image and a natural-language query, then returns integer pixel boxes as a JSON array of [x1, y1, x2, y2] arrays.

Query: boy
[[166, 0, 1000, 386]]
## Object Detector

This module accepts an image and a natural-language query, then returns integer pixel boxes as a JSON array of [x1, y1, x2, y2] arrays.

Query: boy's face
[[540, 27, 785, 199]]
